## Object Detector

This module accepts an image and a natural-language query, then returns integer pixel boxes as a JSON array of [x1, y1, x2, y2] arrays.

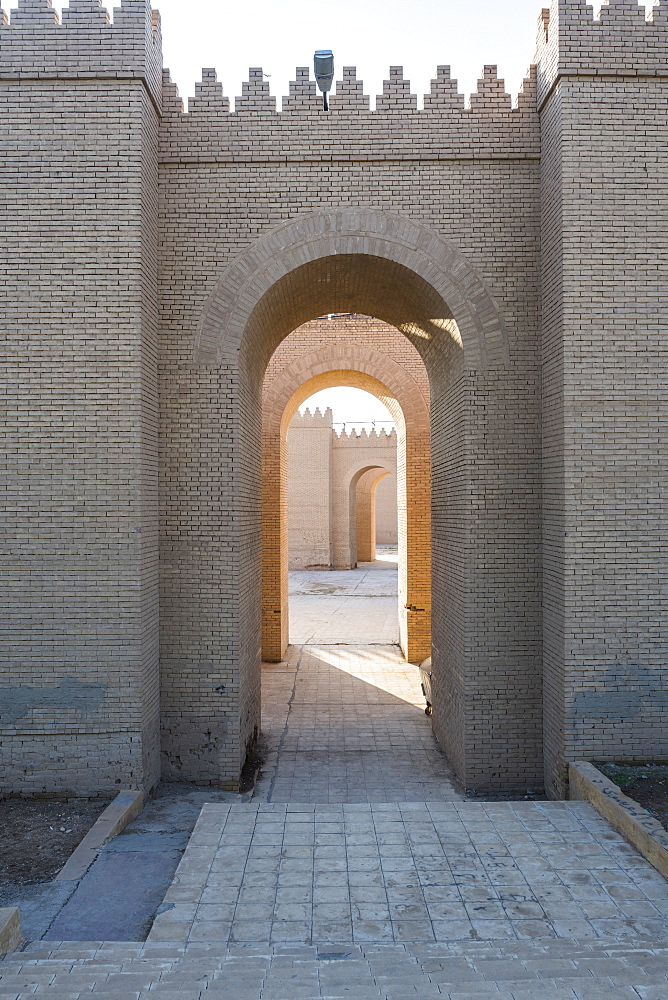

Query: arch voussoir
[[194, 209, 510, 370]]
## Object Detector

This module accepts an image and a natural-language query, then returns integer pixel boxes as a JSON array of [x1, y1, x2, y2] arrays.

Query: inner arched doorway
[[163, 208, 541, 793], [347, 463, 395, 568], [262, 346, 430, 664], [356, 467, 395, 563]]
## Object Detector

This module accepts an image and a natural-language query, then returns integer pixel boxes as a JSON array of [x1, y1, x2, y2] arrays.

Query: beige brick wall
[[375, 474, 398, 546], [0, 0, 162, 795], [537, 0, 668, 796], [287, 409, 333, 570], [3, 0, 665, 796]]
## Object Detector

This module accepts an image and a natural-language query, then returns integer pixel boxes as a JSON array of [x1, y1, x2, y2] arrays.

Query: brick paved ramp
[[2, 937, 668, 998], [148, 802, 668, 948]]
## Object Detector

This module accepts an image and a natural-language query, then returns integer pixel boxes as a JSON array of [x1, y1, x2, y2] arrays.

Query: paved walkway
[[255, 645, 461, 802], [289, 550, 399, 645], [5, 935, 668, 998], [146, 643, 668, 952], [3, 570, 668, 997], [148, 799, 668, 949]]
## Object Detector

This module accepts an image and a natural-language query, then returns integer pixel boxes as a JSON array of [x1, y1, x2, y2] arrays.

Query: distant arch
[[262, 350, 430, 663], [356, 468, 393, 563], [343, 462, 395, 568]]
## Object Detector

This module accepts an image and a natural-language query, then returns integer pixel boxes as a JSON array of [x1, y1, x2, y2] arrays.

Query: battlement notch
[[0, 0, 162, 110], [536, 0, 668, 108]]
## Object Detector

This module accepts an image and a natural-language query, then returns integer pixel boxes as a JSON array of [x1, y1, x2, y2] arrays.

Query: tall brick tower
[[537, 0, 668, 795], [0, 0, 162, 793]]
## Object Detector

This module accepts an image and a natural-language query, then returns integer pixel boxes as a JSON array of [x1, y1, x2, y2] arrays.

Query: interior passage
[[255, 642, 461, 804], [289, 546, 400, 646]]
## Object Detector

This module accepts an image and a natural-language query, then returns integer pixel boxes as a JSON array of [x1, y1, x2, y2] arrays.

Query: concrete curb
[[569, 761, 668, 881], [0, 908, 22, 955], [56, 789, 144, 882]]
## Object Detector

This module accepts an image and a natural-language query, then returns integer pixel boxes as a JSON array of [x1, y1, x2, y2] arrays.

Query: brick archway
[[355, 468, 392, 563], [262, 341, 430, 663], [194, 208, 510, 370], [167, 207, 542, 793], [344, 461, 395, 568]]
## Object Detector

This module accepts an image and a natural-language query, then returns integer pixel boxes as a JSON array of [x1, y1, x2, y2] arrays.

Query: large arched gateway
[[3, 0, 667, 802], [158, 209, 542, 793]]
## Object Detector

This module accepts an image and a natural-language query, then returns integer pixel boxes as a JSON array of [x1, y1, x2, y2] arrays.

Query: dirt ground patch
[[596, 762, 668, 834], [0, 798, 110, 885]]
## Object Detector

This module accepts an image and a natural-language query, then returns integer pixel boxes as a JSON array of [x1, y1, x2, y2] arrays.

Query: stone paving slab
[[2, 938, 668, 999], [261, 750, 462, 803], [289, 562, 399, 645], [289, 596, 400, 645], [148, 800, 668, 948]]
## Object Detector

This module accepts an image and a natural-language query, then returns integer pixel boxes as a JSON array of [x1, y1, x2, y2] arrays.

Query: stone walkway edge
[[3, 935, 668, 999]]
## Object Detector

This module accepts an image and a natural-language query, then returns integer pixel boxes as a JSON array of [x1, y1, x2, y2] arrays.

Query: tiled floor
[[149, 799, 668, 947], [255, 644, 461, 802], [146, 639, 668, 950], [289, 552, 399, 645], [6, 563, 668, 996]]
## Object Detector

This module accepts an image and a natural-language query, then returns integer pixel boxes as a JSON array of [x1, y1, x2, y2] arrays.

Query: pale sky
[[300, 388, 395, 431], [50, 0, 545, 107]]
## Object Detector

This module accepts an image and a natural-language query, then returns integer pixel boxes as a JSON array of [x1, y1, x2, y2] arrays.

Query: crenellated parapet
[[187, 67, 229, 115], [375, 66, 417, 113], [160, 63, 540, 161], [290, 407, 334, 428], [235, 66, 276, 114], [423, 65, 465, 112], [289, 409, 397, 442], [536, 0, 668, 107], [335, 426, 397, 445], [281, 66, 321, 114], [0, 0, 162, 108], [329, 66, 369, 112], [162, 67, 183, 114], [470, 65, 512, 112], [63, 0, 110, 27]]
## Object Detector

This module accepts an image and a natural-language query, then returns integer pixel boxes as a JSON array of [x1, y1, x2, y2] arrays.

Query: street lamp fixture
[[314, 50, 334, 111]]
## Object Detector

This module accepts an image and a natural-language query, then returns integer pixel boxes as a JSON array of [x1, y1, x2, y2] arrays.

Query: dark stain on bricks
[[0, 677, 107, 724], [572, 663, 668, 719]]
